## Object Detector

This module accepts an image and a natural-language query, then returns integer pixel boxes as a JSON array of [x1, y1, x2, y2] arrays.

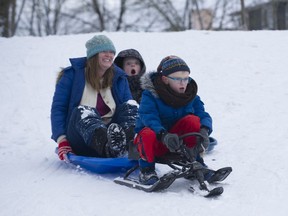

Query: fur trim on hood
[[140, 72, 159, 98]]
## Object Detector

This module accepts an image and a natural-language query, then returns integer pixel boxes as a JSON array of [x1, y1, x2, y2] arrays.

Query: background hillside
[[0, 30, 288, 216]]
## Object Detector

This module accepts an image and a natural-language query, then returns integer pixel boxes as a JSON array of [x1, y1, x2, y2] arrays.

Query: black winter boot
[[106, 123, 127, 157], [91, 127, 108, 156], [139, 166, 159, 185], [138, 159, 159, 185], [124, 126, 135, 143]]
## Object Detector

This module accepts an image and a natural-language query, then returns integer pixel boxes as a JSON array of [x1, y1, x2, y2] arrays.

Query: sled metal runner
[[114, 132, 232, 198], [114, 162, 231, 197]]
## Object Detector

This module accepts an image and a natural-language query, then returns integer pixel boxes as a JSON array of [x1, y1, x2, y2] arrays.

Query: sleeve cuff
[[57, 135, 67, 144]]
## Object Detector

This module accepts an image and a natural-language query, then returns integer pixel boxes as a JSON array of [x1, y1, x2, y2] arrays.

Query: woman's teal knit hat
[[85, 35, 116, 59]]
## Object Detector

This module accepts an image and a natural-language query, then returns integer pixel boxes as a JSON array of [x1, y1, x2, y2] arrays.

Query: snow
[[1, 30, 288, 216], [127, 99, 139, 108]]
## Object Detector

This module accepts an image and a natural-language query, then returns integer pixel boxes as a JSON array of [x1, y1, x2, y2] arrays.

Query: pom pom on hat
[[160, 57, 190, 76], [85, 35, 116, 59]]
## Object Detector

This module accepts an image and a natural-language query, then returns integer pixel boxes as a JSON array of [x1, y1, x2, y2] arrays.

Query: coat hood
[[114, 49, 146, 76], [140, 72, 159, 98]]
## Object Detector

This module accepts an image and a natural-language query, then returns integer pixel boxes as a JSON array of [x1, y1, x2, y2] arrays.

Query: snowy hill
[[1, 30, 288, 216]]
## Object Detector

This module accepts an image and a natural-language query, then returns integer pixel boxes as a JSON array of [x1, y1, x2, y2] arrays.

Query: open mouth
[[131, 69, 136, 75]]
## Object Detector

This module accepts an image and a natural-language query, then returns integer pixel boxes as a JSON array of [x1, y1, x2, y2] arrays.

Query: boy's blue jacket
[[135, 72, 212, 135], [51, 57, 132, 142]]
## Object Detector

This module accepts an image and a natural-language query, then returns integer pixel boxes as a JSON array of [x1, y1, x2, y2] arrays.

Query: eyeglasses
[[167, 76, 192, 84]]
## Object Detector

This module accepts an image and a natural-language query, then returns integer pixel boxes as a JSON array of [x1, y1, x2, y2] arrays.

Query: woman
[[51, 35, 138, 161]]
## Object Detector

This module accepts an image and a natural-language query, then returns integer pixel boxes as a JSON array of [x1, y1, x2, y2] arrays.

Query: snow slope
[[1, 30, 288, 216]]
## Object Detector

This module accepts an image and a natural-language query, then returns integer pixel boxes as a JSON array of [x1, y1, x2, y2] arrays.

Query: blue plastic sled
[[59, 137, 217, 174], [66, 153, 138, 174], [207, 137, 218, 152]]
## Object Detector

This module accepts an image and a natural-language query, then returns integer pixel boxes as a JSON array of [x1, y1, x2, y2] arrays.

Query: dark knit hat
[[161, 57, 190, 76], [85, 35, 116, 59]]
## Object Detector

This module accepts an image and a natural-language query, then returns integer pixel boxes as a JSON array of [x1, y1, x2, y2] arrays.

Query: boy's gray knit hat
[[85, 35, 116, 59]]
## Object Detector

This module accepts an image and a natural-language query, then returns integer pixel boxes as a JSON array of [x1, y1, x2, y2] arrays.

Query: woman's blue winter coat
[[51, 57, 132, 142]]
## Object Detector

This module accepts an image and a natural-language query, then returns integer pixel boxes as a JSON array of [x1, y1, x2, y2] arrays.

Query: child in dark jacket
[[134, 56, 212, 185], [114, 49, 146, 104]]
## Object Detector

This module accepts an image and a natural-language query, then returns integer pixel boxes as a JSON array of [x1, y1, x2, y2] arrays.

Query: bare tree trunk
[[53, 0, 65, 34], [23, 0, 66, 36], [148, 0, 184, 31], [0, 0, 17, 37], [240, 0, 248, 30], [272, 0, 277, 30], [209, 0, 221, 30], [10, 0, 16, 35], [91, 0, 105, 31], [43, 0, 52, 35], [13, 0, 26, 35], [115, 0, 126, 31], [183, 0, 191, 29], [217, 0, 228, 30], [28, 0, 36, 36], [36, 1, 43, 36], [192, 0, 203, 30], [0, 0, 10, 37]]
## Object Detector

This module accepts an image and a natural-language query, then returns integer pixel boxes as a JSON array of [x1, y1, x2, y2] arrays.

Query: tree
[[132, 0, 203, 31], [0, 0, 25, 37], [2, 0, 249, 37], [18, 0, 66, 36], [89, 0, 128, 31], [0, 0, 14, 37], [240, 0, 248, 30]]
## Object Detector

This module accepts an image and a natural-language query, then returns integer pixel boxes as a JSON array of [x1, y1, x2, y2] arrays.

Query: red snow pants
[[134, 115, 201, 163]]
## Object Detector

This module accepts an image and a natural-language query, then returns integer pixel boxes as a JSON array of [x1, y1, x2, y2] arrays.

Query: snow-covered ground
[[1, 30, 288, 216]]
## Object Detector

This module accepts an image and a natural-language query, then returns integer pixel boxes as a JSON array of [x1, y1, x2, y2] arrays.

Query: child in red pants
[[134, 56, 212, 185]]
